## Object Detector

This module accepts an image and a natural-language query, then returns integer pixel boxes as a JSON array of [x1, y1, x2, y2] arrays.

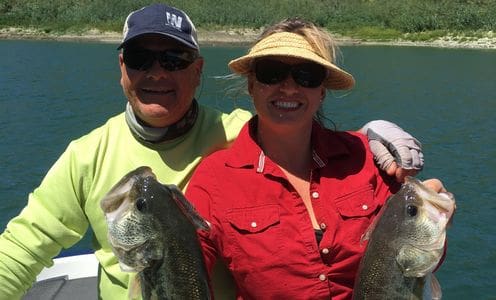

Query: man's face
[[119, 34, 203, 127]]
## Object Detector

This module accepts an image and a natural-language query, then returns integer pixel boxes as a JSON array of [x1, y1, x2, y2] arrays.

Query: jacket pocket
[[225, 204, 283, 259], [334, 184, 378, 218], [334, 185, 379, 244], [227, 205, 280, 233]]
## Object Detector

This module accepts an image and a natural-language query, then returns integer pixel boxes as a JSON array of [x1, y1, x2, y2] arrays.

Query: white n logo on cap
[[166, 12, 183, 29]]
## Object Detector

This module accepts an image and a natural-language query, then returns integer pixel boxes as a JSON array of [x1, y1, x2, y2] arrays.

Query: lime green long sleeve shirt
[[0, 105, 251, 299]]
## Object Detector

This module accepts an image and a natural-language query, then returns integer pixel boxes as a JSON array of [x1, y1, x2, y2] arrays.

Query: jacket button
[[320, 223, 327, 230], [362, 204, 368, 210], [319, 274, 327, 281], [321, 248, 330, 255], [311, 191, 320, 199], [251, 222, 257, 228]]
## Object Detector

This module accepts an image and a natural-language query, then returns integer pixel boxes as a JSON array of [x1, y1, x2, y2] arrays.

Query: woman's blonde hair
[[255, 18, 341, 69]]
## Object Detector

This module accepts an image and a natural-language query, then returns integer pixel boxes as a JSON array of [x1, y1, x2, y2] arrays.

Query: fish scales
[[101, 166, 211, 300]]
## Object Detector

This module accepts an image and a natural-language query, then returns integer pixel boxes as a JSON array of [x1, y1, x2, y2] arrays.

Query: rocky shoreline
[[1, 27, 496, 50]]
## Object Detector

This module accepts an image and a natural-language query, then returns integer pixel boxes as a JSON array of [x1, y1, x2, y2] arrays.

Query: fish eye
[[136, 198, 147, 212], [406, 205, 418, 217]]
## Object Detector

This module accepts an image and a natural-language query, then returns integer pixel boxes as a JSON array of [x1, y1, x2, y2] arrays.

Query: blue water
[[1, 40, 495, 298]]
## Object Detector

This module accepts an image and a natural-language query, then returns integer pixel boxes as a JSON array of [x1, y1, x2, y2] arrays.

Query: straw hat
[[228, 32, 355, 90]]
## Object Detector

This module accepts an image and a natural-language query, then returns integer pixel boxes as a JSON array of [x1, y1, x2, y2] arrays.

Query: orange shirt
[[186, 118, 399, 300]]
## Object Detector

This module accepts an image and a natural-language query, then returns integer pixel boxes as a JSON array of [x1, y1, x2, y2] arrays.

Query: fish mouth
[[406, 177, 456, 223], [110, 239, 153, 272], [429, 192, 455, 212], [423, 191, 456, 227]]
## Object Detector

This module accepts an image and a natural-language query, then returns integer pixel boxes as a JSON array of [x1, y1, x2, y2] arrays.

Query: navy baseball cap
[[118, 3, 199, 51]]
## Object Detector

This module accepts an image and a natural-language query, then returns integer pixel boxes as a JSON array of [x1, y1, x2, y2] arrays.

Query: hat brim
[[117, 32, 199, 50]]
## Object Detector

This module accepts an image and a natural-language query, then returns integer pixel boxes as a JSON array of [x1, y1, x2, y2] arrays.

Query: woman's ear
[[247, 75, 255, 96]]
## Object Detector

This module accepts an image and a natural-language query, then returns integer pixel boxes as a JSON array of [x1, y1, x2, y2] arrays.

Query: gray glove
[[360, 120, 424, 171]]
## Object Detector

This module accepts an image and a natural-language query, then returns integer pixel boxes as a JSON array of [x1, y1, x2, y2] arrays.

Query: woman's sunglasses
[[123, 47, 198, 71], [254, 58, 327, 88]]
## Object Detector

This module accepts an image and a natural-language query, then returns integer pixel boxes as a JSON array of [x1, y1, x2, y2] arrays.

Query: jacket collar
[[225, 116, 351, 173]]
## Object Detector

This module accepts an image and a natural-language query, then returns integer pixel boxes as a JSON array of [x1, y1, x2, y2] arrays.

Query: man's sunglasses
[[123, 47, 198, 71], [254, 58, 327, 88]]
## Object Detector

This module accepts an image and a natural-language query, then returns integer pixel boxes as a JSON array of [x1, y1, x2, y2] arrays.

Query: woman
[[185, 18, 446, 299]]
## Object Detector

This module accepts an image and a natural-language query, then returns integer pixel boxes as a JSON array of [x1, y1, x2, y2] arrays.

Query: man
[[0, 3, 422, 299]]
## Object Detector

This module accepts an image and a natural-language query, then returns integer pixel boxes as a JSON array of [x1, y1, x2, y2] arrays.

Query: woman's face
[[248, 56, 326, 131]]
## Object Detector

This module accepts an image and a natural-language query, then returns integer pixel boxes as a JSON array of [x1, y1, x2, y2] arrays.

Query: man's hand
[[422, 178, 455, 224], [360, 120, 424, 183]]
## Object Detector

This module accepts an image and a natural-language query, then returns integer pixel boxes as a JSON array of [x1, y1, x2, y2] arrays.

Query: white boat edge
[[36, 253, 98, 281], [23, 253, 99, 300], [29, 252, 236, 299]]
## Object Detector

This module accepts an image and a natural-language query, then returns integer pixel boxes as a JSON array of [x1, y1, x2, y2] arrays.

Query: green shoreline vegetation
[[1, 0, 495, 47]]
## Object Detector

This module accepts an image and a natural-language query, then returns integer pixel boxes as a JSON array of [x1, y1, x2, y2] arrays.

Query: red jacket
[[186, 118, 399, 300]]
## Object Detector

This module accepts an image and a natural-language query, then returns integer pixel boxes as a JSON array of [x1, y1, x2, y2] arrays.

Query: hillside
[[1, 0, 495, 49]]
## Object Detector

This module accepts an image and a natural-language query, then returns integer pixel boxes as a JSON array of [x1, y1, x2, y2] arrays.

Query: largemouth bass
[[353, 176, 455, 300], [100, 166, 211, 299]]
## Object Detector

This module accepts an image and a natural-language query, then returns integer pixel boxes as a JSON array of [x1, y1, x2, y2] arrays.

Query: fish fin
[[360, 200, 388, 245], [397, 244, 440, 277], [430, 273, 443, 299], [360, 218, 376, 245], [119, 261, 138, 272], [128, 273, 142, 300], [167, 184, 210, 231]]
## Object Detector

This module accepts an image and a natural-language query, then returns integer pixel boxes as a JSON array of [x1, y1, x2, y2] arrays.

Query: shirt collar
[[225, 117, 351, 173], [311, 121, 350, 167], [125, 99, 198, 143]]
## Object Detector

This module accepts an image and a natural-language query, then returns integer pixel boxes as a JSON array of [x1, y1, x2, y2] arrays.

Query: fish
[[100, 166, 211, 300], [353, 176, 456, 300]]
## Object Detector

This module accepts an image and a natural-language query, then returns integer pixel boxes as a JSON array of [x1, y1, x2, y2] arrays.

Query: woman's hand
[[360, 120, 423, 183]]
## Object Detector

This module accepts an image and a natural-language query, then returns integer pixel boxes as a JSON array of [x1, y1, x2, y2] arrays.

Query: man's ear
[[119, 53, 125, 67], [194, 57, 204, 85]]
